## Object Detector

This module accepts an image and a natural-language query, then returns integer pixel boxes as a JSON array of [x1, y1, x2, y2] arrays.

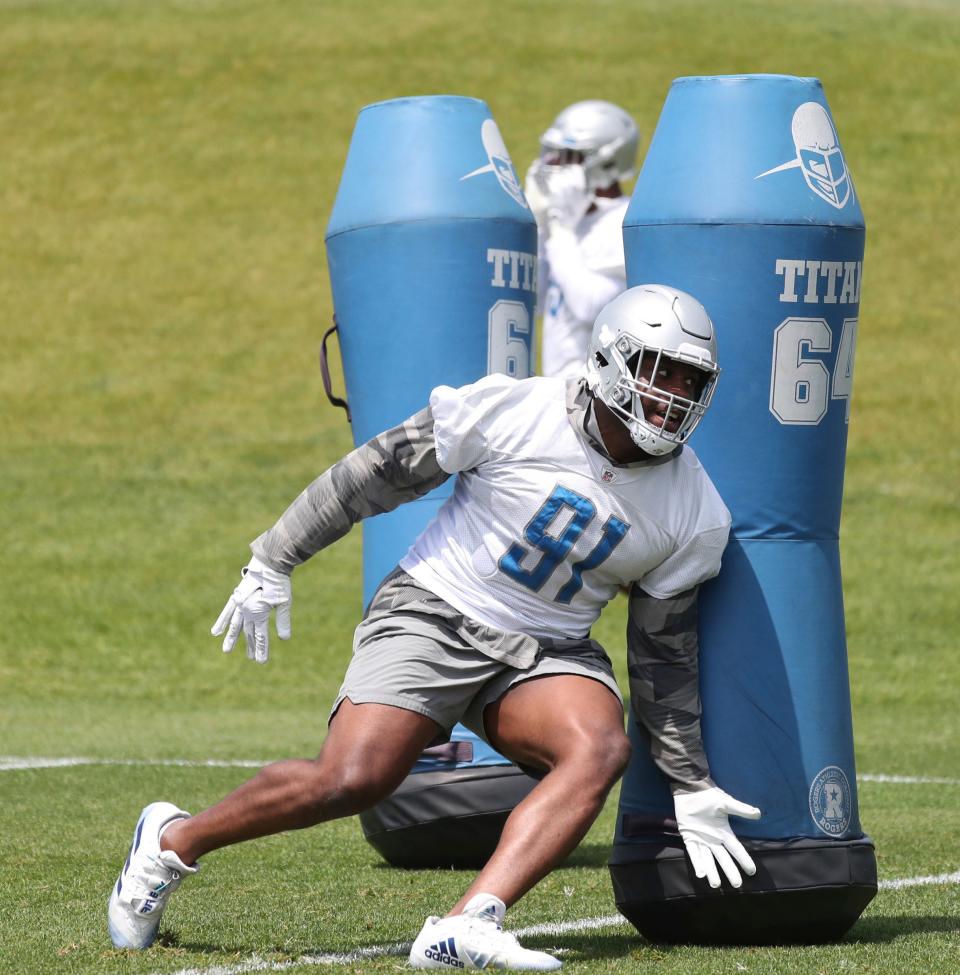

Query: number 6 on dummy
[[610, 75, 877, 945], [325, 96, 540, 869]]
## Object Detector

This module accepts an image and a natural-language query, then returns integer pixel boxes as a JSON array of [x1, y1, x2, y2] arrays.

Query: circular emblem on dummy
[[809, 765, 852, 837]]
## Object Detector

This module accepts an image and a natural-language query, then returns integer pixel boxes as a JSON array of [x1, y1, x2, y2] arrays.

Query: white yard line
[[879, 869, 960, 890], [0, 756, 267, 770], [150, 942, 414, 974], [513, 913, 625, 937], [4, 756, 958, 785], [859, 773, 960, 786]]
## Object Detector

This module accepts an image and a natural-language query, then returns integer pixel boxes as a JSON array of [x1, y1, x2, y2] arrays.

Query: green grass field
[[2, 0, 958, 972]]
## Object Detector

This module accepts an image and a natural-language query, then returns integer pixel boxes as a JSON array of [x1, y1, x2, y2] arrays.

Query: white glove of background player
[[211, 556, 292, 664], [673, 786, 762, 889], [543, 164, 591, 232]]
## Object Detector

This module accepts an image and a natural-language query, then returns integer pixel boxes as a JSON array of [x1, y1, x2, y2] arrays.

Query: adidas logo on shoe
[[424, 938, 465, 968], [409, 894, 560, 970]]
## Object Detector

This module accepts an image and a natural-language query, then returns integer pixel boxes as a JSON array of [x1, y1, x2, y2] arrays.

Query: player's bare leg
[[160, 700, 440, 864], [449, 674, 630, 913]]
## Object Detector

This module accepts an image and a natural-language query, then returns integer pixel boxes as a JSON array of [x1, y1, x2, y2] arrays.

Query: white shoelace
[[122, 853, 180, 908]]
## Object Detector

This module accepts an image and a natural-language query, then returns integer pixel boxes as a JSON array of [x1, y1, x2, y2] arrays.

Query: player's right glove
[[673, 786, 762, 889], [211, 556, 292, 664]]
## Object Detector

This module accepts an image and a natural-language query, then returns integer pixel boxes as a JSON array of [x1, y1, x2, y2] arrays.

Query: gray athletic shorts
[[331, 569, 622, 746]]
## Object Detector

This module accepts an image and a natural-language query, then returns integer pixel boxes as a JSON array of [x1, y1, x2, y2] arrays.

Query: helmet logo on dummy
[[755, 102, 853, 210], [808, 765, 852, 836], [461, 119, 529, 210]]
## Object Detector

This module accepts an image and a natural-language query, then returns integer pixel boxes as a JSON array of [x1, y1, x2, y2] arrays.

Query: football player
[[108, 285, 761, 970], [525, 100, 639, 380]]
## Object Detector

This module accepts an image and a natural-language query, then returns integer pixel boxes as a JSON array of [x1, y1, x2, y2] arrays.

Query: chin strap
[[578, 385, 677, 467]]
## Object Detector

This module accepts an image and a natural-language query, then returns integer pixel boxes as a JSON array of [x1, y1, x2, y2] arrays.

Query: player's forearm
[[629, 699, 713, 791], [251, 406, 450, 573], [627, 586, 713, 791]]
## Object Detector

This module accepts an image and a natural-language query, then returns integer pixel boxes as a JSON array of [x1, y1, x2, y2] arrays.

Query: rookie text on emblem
[[809, 765, 852, 837]]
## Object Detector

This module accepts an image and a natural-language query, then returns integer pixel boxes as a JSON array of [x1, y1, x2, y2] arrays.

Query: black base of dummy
[[360, 765, 539, 869], [609, 834, 877, 945]]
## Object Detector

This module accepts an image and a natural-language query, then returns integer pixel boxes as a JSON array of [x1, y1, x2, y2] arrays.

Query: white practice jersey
[[400, 374, 731, 641], [541, 196, 629, 379]]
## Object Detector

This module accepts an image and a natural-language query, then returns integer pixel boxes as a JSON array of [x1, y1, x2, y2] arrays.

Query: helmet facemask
[[585, 284, 720, 457], [601, 335, 719, 454]]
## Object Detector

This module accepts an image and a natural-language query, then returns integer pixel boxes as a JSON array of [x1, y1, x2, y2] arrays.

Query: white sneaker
[[409, 894, 561, 971], [108, 801, 197, 948]]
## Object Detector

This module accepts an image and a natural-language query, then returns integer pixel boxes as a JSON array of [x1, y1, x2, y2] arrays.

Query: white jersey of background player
[[525, 100, 640, 379], [108, 285, 761, 971]]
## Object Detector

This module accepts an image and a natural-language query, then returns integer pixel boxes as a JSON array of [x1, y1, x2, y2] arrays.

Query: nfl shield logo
[[601, 467, 615, 483]]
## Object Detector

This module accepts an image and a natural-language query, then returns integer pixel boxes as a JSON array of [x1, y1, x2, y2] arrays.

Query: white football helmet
[[585, 285, 720, 456], [538, 100, 640, 193]]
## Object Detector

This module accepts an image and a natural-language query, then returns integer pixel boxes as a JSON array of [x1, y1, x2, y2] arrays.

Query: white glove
[[543, 164, 591, 231], [523, 160, 551, 232], [673, 786, 762, 889], [211, 556, 292, 664]]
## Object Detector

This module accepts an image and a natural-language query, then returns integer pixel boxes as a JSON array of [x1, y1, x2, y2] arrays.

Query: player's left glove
[[673, 786, 762, 889], [211, 556, 292, 664]]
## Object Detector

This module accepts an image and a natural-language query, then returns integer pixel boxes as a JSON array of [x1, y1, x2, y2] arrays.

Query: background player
[[108, 285, 761, 970], [525, 100, 640, 379]]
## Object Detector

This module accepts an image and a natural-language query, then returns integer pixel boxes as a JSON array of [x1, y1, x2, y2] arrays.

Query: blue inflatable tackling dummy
[[324, 96, 539, 868], [609, 76, 877, 944]]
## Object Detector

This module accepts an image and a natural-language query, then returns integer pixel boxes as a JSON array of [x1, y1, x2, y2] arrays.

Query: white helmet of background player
[[585, 285, 720, 456], [538, 100, 640, 193]]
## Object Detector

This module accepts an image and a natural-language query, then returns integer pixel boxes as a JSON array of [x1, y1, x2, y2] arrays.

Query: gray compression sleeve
[[627, 584, 714, 792], [250, 406, 450, 574]]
